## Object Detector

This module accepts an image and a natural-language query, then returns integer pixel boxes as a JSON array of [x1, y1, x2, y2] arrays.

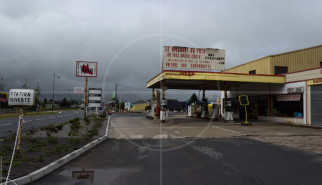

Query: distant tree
[[60, 97, 70, 108], [35, 82, 41, 98], [35, 96, 40, 105], [189, 93, 199, 104], [43, 98, 48, 106], [0, 73, 4, 91], [22, 79, 30, 89]]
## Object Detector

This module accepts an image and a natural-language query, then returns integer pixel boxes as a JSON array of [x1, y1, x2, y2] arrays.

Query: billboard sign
[[74, 87, 84, 95], [162, 46, 225, 71], [76, 61, 98, 77], [8, 89, 35, 107], [125, 102, 133, 109], [0, 92, 8, 102], [277, 94, 301, 101]]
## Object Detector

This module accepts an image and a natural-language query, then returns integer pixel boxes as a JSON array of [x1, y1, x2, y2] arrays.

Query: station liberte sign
[[162, 46, 225, 71], [8, 89, 35, 106]]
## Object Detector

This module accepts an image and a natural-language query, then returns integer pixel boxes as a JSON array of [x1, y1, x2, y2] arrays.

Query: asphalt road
[[31, 138, 322, 185], [0, 110, 83, 138], [31, 113, 322, 185]]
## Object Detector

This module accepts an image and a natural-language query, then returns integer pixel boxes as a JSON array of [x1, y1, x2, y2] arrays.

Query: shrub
[[56, 124, 64, 130], [68, 138, 80, 145], [47, 136, 58, 144], [51, 144, 71, 154]]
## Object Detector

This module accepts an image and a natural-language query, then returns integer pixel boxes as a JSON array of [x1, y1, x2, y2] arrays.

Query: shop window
[[248, 96, 258, 118], [259, 96, 268, 116], [271, 94, 303, 117], [249, 70, 256, 75], [274, 66, 288, 75]]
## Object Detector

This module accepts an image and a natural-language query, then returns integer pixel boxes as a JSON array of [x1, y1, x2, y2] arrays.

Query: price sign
[[239, 95, 249, 106]]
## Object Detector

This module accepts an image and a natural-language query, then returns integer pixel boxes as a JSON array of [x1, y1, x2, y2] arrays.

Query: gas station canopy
[[146, 70, 286, 90]]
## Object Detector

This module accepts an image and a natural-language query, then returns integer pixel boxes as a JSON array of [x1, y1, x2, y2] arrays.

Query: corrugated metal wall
[[225, 57, 272, 74], [271, 46, 322, 73], [225, 45, 322, 75]]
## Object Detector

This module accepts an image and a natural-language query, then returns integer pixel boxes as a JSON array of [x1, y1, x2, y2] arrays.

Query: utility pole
[[84, 77, 88, 118], [115, 84, 118, 111]]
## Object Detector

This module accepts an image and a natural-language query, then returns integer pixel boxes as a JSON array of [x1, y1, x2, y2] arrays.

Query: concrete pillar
[[160, 80, 167, 123], [224, 82, 228, 113]]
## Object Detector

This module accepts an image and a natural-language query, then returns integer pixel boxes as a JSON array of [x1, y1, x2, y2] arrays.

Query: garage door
[[311, 85, 322, 125]]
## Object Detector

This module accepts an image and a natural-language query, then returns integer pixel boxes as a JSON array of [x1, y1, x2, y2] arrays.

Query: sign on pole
[[76, 61, 98, 77], [162, 46, 225, 71], [88, 88, 102, 108], [8, 89, 35, 107]]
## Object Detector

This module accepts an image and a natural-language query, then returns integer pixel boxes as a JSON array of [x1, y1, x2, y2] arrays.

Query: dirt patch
[[0, 115, 107, 179]]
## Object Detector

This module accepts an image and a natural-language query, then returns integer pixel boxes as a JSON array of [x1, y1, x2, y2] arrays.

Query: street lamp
[[52, 73, 60, 112]]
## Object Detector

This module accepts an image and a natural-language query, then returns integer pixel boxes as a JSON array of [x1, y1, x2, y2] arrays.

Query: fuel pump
[[224, 100, 234, 122], [146, 100, 152, 118], [211, 102, 219, 121], [187, 104, 193, 117], [160, 98, 167, 123]]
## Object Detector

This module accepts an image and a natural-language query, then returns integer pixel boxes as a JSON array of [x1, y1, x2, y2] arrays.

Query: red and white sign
[[162, 46, 225, 71], [76, 61, 97, 77], [74, 87, 84, 95], [72, 170, 94, 183], [277, 94, 301, 101]]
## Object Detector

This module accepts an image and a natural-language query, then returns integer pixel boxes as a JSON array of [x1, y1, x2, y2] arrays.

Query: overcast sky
[[1, 0, 322, 102]]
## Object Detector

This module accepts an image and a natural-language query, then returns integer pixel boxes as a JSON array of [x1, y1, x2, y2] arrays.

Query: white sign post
[[5, 89, 35, 184]]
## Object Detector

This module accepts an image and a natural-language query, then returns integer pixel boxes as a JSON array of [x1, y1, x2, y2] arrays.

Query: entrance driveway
[[110, 113, 322, 154]]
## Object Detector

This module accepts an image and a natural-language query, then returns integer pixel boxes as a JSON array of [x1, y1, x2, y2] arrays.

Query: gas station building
[[147, 45, 322, 126]]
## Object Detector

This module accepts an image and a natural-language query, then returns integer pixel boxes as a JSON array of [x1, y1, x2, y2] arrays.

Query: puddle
[[56, 167, 141, 184]]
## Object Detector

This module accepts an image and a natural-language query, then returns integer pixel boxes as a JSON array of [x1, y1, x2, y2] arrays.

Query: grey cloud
[[1, 0, 322, 102]]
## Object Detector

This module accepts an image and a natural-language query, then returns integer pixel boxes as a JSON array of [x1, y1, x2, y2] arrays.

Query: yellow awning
[[147, 70, 286, 90]]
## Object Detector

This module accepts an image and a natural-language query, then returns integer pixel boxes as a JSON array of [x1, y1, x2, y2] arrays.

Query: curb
[[9, 116, 111, 185]]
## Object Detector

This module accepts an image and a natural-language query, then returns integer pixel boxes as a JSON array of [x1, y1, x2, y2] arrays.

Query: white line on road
[[36, 118, 46, 121], [0, 123, 13, 127], [211, 126, 244, 135], [130, 135, 144, 139]]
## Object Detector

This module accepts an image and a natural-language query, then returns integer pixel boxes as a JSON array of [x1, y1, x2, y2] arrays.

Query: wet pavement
[[29, 113, 322, 184], [31, 138, 322, 185]]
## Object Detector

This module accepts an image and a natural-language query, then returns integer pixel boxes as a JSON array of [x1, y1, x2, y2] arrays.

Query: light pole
[[52, 73, 60, 112]]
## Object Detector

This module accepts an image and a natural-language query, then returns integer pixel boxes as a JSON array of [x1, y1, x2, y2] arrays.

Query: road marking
[[57, 116, 63, 118], [36, 118, 46, 121], [211, 126, 244, 135], [0, 123, 13, 127], [48, 117, 56, 119], [130, 135, 144, 139]]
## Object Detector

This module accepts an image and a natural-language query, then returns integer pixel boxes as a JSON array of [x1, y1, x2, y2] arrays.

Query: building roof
[[225, 44, 322, 72], [133, 100, 146, 104]]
